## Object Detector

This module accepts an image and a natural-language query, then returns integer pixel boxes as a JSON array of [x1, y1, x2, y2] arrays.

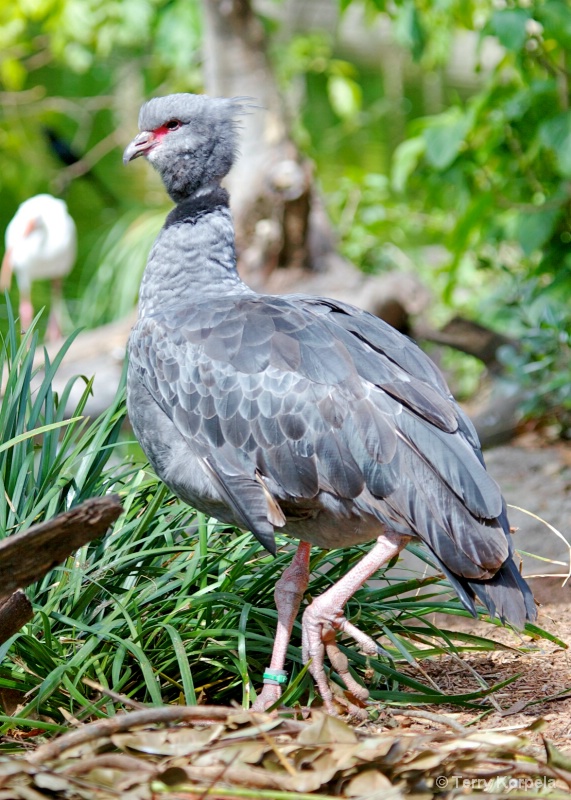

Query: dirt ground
[[382, 602, 570, 753], [484, 432, 571, 589]]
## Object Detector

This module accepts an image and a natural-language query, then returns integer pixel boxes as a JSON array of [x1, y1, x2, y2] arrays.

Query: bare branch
[[0, 495, 123, 605], [0, 590, 33, 645]]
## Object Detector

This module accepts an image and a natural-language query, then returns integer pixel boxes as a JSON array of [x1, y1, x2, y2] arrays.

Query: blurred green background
[[1, 0, 570, 424]]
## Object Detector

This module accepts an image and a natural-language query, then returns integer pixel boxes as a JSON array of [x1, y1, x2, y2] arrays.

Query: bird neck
[[156, 148, 231, 205], [138, 185, 252, 317], [13, 224, 47, 270]]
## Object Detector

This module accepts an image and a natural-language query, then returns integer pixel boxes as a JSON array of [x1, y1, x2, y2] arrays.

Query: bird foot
[[302, 595, 386, 717], [251, 683, 283, 712], [251, 676, 367, 721]]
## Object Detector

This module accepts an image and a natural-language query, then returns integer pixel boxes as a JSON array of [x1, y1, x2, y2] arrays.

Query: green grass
[[0, 302, 561, 736], [71, 208, 165, 329]]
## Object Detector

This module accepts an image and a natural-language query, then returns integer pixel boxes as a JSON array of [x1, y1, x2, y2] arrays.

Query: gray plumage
[[132, 94, 248, 203], [125, 93, 536, 631]]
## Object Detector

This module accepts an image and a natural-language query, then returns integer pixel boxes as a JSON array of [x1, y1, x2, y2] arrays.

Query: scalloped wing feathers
[[128, 293, 511, 578]]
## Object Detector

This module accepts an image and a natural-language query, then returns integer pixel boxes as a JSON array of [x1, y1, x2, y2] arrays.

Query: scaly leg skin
[[302, 532, 411, 717], [251, 541, 311, 711]]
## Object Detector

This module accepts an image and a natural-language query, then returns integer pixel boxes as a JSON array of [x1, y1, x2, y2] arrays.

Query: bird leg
[[302, 531, 411, 716], [251, 540, 311, 711], [19, 295, 34, 334], [47, 278, 64, 342], [0, 248, 12, 292]]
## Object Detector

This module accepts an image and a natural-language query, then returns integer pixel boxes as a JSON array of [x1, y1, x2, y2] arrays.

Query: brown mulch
[[1, 703, 570, 799], [383, 601, 571, 752]]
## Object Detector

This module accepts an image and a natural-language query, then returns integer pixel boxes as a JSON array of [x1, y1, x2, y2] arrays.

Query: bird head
[[123, 93, 250, 203]]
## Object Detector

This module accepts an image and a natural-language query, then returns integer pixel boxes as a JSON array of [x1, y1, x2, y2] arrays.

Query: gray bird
[[124, 94, 536, 715]]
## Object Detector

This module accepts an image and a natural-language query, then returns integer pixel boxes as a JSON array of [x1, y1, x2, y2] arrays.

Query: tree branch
[[0, 590, 33, 645], [0, 495, 122, 606]]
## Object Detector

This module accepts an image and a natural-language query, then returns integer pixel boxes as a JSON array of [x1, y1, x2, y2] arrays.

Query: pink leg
[[46, 278, 64, 342], [46, 312, 62, 342], [19, 296, 34, 333], [302, 532, 410, 716], [251, 541, 311, 711]]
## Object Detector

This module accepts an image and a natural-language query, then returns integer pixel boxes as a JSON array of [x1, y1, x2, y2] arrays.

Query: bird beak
[[0, 248, 12, 291], [123, 130, 156, 164], [23, 217, 38, 237]]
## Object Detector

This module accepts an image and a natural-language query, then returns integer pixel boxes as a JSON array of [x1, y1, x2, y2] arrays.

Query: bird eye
[[165, 119, 182, 131]]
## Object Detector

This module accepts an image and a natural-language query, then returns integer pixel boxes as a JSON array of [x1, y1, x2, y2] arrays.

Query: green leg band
[[263, 669, 288, 686]]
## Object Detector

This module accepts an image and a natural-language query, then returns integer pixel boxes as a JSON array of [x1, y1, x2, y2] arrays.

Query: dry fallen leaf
[[344, 768, 401, 798], [298, 712, 359, 745], [0, 706, 567, 799], [112, 723, 224, 757]]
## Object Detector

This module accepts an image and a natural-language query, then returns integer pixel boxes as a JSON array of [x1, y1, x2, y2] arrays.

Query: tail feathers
[[434, 555, 537, 630], [468, 559, 537, 629]]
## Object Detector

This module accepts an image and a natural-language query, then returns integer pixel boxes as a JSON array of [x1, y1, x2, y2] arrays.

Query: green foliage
[[0, 301, 127, 532], [74, 208, 164, 328], [336, 0, 571, 421], [326, 172, 428, 273], [381, 0, 571, 289], [0, 307, 554, 728], [499, 289, 571, 432], [0, 0, 203, 331], [0, 0, 200, 79], [277, 33, 363, 123]]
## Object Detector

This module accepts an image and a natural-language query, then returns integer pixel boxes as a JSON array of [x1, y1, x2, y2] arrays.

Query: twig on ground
[[29, 706, 250, 764], [61, 753, 157, 776], [395, 708, 468, 735], [82, 677, 147, 711]]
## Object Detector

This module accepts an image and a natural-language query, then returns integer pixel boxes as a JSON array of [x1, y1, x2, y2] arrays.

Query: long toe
[[338, 618, 391, 659], [302, 597, 386, 716], [302, 607, 337, 714], [324, 638, 369, 702]]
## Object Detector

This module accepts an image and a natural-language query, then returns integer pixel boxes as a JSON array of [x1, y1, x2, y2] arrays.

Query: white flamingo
[[1, 194, 77, 340]]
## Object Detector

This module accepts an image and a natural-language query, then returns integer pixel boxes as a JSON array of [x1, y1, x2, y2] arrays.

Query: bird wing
[[129, 294, 508, 574]]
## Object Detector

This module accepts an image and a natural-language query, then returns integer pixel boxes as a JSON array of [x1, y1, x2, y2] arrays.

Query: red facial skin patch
[[153, 121, 182, 138]]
